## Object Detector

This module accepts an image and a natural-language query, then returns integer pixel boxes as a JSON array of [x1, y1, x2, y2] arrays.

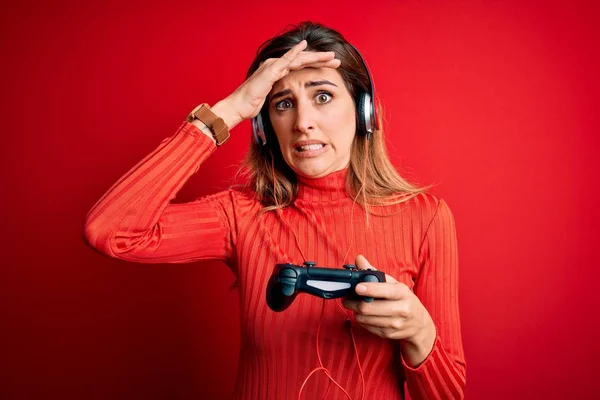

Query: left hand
[[342, 255, 436, 347]]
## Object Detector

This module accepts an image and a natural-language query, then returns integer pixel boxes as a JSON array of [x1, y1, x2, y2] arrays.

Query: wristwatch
[[186, 103, 230, 146]]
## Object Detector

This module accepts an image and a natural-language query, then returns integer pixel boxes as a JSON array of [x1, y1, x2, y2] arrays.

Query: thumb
[[355, 254, 375, 271], [354, 254, 398, 284]]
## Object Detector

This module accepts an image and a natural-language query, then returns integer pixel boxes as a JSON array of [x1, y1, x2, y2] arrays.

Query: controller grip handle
[[266, 278, 296, 312]]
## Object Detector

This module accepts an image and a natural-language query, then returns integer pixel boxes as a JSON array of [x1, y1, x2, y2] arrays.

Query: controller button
[[362, 274, 380, 283], [343, 264, 357, 270], [280, 268, 297, 278], [303, 261, 317, 267]]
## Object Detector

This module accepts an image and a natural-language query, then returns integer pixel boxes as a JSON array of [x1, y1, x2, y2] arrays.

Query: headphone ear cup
[[357, 92, 367, 136], [356, 92, 375, 139], [252, 112, 267, 145]]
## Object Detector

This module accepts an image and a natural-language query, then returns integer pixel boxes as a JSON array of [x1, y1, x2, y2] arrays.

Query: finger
[[382, 273, 398, 284], [261, 50, 338, 85], [290, 58, 341, 71], [258, 58, 278, 68], [354, 254, 399, 284], [271, 40, 308, 72], [355, 254, 374, 271], [260, 48, 330, 68], [342, 299, 360, 312], [353, 318, 409, 340], [354, 322, 387, 338], [355, 315, 410, 335], [343, 298, 409, 317], [354, 254, 395, 284], [354, 254, 398, 295], [283, 39, 308, 60], [355, 281, 409, 301], [288, 51, 336, 68]]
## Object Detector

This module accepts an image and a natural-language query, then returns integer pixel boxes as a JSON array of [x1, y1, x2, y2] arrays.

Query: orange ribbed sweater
[[83, 122, 466, 399]]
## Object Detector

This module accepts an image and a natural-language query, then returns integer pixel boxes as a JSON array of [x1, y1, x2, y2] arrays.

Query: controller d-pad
[[280, 268, 297, 278], [279, 268, 297, 296]]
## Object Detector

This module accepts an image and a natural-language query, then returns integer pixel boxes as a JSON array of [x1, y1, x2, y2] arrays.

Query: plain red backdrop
[[1, 0, 599, 398]]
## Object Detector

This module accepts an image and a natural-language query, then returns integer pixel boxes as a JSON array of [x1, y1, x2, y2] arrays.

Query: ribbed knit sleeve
[[83, 122, 237, 266], [402, 199, 467, 399]]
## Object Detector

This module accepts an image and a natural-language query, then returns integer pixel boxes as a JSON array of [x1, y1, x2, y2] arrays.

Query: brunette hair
[[237, 21, 432, 213]]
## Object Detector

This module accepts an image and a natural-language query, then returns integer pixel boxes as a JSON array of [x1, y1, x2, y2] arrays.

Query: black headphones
[[252, 43, 379, 146]]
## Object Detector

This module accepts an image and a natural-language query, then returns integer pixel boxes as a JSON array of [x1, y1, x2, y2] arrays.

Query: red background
[[1, 0, 599, 398]]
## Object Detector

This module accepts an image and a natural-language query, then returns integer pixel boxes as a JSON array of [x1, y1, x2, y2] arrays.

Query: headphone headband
[[348, 43, 379, 135]]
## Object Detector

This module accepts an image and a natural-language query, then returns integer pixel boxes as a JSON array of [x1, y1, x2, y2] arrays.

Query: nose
[[293, 99, 316, 133]]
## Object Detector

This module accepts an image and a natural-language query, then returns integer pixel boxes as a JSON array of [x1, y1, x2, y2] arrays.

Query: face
[[268, 67, 356, 179]]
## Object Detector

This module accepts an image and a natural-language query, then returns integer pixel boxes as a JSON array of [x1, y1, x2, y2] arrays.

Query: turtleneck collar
[[295, 168, 349, 202]]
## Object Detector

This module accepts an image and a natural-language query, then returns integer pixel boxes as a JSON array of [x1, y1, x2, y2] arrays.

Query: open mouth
[[295, 143, 326, 152]]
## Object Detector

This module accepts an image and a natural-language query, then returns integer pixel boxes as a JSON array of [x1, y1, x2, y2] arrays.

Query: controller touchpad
[[306, 280, 351, 291]]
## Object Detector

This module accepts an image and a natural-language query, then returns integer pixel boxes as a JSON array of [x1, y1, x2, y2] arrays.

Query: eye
[[315, 91, 333, 104], [275, 99, 293, 111]]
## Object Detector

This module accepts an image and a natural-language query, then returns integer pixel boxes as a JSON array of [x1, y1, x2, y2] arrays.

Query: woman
[[84, 22, 466, 399]]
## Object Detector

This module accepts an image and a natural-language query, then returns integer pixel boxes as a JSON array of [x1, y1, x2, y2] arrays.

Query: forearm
[[83, 121, 216, 257], [191, 98, 243, 143]]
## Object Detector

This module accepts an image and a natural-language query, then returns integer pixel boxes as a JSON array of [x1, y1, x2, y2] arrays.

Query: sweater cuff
[[401, 335, 466, 399], [180, 121, 219, 150], [401, 333, 440, 373]]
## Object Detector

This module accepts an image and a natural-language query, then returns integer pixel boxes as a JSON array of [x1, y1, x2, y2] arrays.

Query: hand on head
[[225, 40, 341, 123]]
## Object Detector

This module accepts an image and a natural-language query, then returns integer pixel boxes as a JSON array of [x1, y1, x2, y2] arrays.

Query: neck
[[295, 167, 349, 202]]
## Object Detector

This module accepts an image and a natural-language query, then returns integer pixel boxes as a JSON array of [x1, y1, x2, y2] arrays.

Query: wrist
[[189, 120, 216, 144], [408, 324, 436, 349], [211, 98, 242, 131], [401, 323, 437, 367]]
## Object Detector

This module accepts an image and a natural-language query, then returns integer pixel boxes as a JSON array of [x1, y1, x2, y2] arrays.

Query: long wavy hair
[[237, 21, 432, 214]]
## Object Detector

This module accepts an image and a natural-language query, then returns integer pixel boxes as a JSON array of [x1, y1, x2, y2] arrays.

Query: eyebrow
[[269, 80, 338, 103]]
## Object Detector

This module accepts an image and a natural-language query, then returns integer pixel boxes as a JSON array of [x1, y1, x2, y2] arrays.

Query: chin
[[292, 162, 344, 179], [296, 169, 325, 178], [288, 162, 324, 178], [283, 150, 348, 178]]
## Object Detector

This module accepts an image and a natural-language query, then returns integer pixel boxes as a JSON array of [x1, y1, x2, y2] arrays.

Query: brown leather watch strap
[[186, 103, 230, 146]]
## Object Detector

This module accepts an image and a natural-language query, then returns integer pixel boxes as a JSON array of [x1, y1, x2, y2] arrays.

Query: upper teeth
[[298, 144, 324, 151]]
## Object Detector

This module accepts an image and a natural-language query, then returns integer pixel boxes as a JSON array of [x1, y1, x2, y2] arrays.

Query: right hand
[[220, 40, 341, 128]]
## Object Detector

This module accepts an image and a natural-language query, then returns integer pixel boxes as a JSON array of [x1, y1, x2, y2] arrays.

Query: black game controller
[[266, 261, 386, 312]]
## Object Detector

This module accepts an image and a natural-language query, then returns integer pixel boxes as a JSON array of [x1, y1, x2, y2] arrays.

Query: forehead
[[271, 67, 346, 93]]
